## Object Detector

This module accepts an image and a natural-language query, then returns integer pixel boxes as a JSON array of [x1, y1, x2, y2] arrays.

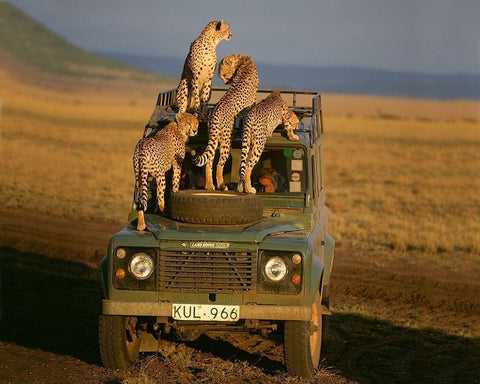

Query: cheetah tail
[[176, 78, 188, 114], [238, 122, 251, 186], [136, 159, 149, 213], [192, 135, 218, 167]]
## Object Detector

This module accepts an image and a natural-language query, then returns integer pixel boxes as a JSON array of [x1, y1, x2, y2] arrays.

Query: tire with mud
[[169, 190, 263, 224], [174, 328, 203, 342], [284, 292, 322, 378], [99, 315, 141, 370]]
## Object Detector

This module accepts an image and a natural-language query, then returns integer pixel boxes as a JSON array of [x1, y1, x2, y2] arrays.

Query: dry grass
[[1, 65, 479, 384], [323, 116, 480, 255], [0, 67, 174, 223], [117, 341, 345, 384], [1, 66, 479, 258], [324, 93, 480, 122], [1, 112, 141, 223]]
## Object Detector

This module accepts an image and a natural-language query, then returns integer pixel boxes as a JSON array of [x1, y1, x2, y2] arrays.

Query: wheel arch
[[322, 233, 335, 286], [306, 253, 323, 305], [100, 255, 108, 299]]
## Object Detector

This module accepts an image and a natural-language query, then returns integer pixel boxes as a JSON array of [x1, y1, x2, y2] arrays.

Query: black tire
[[99, 315, 141, 370], [169, 190, 263, 224], [284, 292, 322, 378], [174, 328, 203, 342]]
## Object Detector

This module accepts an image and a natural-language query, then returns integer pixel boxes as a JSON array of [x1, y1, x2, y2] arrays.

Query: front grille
[[158, 250, 257, 292]]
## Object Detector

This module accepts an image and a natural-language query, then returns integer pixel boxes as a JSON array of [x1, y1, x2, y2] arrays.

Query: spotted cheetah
[[133, 112, 198, 231], [192, 54, 259, 190], [237, 90, 299, 194], [176, 20, 232, 117]]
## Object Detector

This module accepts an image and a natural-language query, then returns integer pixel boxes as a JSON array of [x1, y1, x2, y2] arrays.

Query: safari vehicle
[[99, 87, 335, 378]]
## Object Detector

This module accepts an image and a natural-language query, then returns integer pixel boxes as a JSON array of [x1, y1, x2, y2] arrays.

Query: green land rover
[[99, 88, 335, 378]]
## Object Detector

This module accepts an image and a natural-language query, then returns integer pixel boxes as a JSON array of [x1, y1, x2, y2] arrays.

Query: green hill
[[0, 2, 168, 81]]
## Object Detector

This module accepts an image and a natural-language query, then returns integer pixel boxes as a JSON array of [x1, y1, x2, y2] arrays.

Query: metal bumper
[[102, 300, 312, 321]]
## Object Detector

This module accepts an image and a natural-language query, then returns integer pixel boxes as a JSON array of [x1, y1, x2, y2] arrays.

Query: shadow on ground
[[0, 247, 103, 364], [1, 247, 479, 383], [323, 314, 480, 383]]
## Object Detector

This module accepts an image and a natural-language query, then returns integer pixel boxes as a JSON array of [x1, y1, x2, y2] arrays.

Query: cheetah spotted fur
[[133, 112, 198, 230], [193, 54, 259, 190], [237, 90, 299, 194], [176, 20, 232, 117]]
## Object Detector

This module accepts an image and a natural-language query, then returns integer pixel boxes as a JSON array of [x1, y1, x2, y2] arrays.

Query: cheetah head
[[211, 20, 232, 41], [287, 109, 300, 128], [218, 55, 237, 84], [175, 112, 199, 138]]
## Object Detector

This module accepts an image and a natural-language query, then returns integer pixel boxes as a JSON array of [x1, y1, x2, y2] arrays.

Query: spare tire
[[169, 190, 263, 225]]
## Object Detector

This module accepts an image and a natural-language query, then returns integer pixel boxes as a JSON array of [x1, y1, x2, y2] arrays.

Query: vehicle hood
[[142, 214, 304, 243]]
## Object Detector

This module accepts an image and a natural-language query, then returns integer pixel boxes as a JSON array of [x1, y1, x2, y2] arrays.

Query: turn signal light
[[115, 269, 126, 279], [291, 273, 301, 284]]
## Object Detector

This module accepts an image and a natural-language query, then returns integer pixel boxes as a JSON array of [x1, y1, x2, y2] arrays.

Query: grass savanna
[[2, 63, 478, 260], [1, 3, 479, 382], [324, 116, 480, 255], [2, 60, 479, 317], [0, 66, 171, 225], [2, 68, 479, 382]]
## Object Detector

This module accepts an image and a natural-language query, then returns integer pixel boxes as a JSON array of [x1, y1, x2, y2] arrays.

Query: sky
[[7, 0, 480, 75]]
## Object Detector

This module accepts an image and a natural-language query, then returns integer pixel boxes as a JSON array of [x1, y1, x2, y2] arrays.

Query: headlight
[[116, 248, 126, 259], [264, 256, 288, 282], [129, 253, 154, 280]]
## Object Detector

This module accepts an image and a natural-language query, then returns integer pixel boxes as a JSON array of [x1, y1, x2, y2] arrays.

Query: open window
[[179, 145, 307, 194]]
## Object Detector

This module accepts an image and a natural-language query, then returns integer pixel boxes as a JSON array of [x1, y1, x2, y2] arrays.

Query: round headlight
[[264, 257, 288, 282], [129, 253, 154, 280], [116, 248, 126, 259]]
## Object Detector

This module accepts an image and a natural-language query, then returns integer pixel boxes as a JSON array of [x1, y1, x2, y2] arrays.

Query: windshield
[[181, 146, 306, 194]]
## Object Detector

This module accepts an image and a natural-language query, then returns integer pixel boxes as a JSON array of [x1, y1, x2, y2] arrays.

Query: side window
[[253, 148, 306, 194]]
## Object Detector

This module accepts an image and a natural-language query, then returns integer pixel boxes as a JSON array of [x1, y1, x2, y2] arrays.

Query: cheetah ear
[[216, 21, 222, 31], [175, 112, 185, 122]]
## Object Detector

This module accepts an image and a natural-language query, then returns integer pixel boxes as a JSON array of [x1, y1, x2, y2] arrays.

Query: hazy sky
[[7, 0, 480, 75]]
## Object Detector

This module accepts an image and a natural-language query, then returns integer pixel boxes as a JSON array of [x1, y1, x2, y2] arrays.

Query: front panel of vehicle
[[101, 132, 325, 318], [103, 230, 321, 316]]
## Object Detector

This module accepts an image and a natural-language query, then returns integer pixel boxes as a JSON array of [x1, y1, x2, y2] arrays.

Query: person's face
[[258, 177, 276, 193]]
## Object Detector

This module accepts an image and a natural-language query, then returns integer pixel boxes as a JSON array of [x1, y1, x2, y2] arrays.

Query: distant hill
[[99, 51, 480, 100], [0, 2, 169, 82]]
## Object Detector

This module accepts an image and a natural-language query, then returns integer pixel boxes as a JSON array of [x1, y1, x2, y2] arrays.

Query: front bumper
[[102, 300, 312, 321]]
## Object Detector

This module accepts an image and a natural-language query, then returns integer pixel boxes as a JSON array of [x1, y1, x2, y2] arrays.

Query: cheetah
[[176, 20, 232, 117], [192, 54, 259, 190], [238, 90, 299, 194], [133, 112, 198, 231]]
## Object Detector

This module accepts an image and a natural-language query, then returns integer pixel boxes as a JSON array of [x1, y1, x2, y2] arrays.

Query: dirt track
[[1, 210, 479, 383]]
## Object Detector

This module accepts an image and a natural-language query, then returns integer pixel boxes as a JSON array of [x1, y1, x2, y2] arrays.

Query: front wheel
[[99, 315, 141, 369], [284, 292, 322, 378]]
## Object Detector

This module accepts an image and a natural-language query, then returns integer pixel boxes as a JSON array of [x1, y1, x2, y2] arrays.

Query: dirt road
[[1, 210, 479, 383]]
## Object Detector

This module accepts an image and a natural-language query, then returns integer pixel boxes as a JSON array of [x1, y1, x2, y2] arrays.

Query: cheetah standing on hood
[[176, 20, 232, 117], [133, 113, 198, 231]]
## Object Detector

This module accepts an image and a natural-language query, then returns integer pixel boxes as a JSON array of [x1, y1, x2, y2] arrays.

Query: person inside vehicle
[[257, 168, 287, 193]]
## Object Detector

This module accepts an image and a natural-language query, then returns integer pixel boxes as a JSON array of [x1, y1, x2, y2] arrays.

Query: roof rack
[[148, 87, 323, 146]]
